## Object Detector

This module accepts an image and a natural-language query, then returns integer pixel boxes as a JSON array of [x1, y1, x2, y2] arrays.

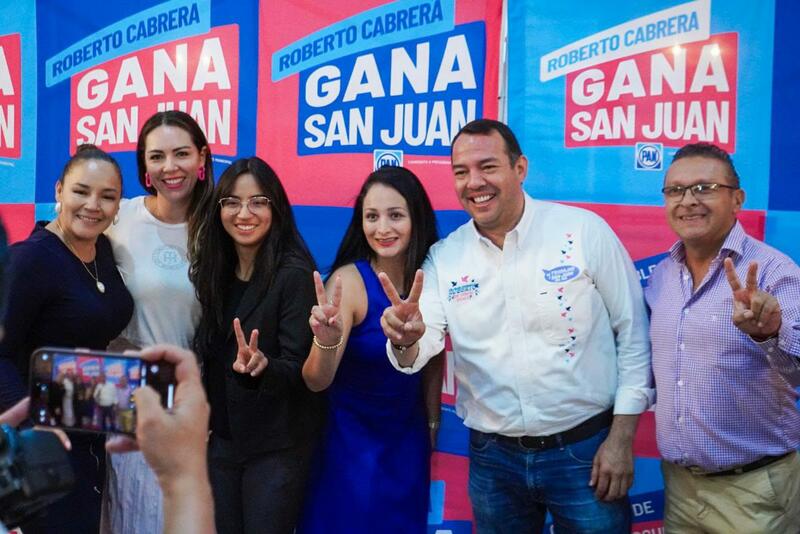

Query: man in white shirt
[[93, 373, 118, 431], [380, 119, 653, 532]]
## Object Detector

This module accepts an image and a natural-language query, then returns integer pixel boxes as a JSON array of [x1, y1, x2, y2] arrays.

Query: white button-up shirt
[[389, 194, 653, 436]]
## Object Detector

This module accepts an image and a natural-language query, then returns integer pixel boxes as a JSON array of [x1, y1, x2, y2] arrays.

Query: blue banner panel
[[767, 0, 800, 263], [0, 1, 36, 203], [765, 211, 800, 264], [508, 0, 775, 209]]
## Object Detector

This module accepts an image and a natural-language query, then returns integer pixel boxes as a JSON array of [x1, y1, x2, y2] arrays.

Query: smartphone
[[28, 347, 176, 435]]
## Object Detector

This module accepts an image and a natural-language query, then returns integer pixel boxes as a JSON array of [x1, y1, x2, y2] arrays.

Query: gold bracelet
[[313, 335, 344, 351]]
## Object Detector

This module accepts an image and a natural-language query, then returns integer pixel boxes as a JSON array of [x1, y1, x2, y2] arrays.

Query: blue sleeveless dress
[[299, 261, 430, 533]]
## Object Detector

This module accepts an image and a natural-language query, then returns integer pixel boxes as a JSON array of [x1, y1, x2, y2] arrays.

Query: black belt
[[687, 452, 793, 477], [494, 408, 614, 450]]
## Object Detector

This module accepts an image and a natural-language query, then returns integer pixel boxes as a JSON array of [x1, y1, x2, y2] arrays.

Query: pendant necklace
[[54, 220, 106, 293]]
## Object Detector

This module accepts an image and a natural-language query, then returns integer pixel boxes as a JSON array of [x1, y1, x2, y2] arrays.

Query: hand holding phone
[[28, 347, 176, 435], [107, 345, 209, 469], [106, 345, 214, 534]]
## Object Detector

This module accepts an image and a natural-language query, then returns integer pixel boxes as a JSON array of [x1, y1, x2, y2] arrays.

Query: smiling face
[[451, 131, 527, 240], [664, 156, 744, 253], [143, 125, 207, 207], [362, 183, 412, 262], [55, 159, 122, 243], [220, 173, 273, 254]]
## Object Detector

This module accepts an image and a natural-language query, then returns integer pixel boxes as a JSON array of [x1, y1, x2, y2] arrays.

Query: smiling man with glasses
[[645, 142, 800, 532]]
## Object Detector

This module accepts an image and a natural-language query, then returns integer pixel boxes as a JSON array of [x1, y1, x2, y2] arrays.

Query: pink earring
[[145, 173, 152, 188], [197, 166, 206, 181]]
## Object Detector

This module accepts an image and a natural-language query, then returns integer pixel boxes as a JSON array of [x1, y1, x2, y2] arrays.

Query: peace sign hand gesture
[[724, 258, 782, 340], [379, 269, 425, 347], [309, 271, 343, 347], [233, 317, 268, 376]]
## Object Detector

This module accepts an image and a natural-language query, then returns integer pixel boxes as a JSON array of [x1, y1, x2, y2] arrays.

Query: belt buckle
[[518, 436, 550, 450], [686, 465, 710, 476]]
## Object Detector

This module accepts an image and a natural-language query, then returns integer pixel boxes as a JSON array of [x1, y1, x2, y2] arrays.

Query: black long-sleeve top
[[0, 223, 134, 410], [195, 262, 324, 453]]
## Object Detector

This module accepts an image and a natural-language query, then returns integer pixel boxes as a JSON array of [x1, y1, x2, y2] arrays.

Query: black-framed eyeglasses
[[218, 195, 271, 213], [661, 183, 738, 201]]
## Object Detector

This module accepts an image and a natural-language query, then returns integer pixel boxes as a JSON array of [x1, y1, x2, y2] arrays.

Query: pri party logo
[[539, 0, 737, 160]]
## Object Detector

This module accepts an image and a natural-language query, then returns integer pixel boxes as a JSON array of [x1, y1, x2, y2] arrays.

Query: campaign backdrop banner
[[509, 0, 773, 211], [0, 2, 795, 533], [256, 0, 502, 211], [509, 0, 779, 530], [765, 0, 800, 263], [34, 0, 259, 205], [257, 1, 502, 530]]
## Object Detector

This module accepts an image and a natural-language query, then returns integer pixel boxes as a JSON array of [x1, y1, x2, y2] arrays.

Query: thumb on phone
[[134, 386, 165, 429]]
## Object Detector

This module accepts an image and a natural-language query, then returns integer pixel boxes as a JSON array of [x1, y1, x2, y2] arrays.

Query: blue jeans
[[468, 427, 631, 533]]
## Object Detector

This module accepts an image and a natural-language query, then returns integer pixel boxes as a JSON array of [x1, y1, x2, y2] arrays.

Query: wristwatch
[[391, 341, 416, 354]]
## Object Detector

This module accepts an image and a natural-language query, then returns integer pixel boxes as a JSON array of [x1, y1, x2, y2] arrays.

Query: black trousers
[[208, 434, 313, 534]]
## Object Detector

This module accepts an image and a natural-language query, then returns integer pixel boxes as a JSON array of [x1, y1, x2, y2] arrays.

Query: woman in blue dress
[[300, 166, 442, 533]]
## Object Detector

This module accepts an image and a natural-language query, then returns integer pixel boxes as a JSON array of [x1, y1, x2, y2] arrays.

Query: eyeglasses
[[218, 196, 271, 213], [661, 183, 738, 201]]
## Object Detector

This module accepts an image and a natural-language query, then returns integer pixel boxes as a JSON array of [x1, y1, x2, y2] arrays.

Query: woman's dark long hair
[[330, 166, 438, 294], [136, 110, 215, 260], [190, 157, 315, 349]]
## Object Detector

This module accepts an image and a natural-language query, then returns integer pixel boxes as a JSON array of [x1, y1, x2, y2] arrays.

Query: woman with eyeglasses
[[103, 110, 214, 534], [189, 157, 322, 534]]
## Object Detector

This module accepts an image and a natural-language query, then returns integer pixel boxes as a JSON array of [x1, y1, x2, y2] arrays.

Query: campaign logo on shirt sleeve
[[447, 275, 479, 302]]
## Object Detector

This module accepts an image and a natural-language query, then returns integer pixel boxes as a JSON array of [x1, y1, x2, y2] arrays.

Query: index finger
[[313, 271, 327, 306], [233, 317, 247, 349], [105, 434, 138, 454], [0, 397, 30, 426], [138, 344, 200, 384], [378, 272, 403, 306], [34, 427, 72, 450], [723, 257, 743, 292], [745, 261, 759, 292], [594, 472, 610, 500], [407, 269, 424, 304]]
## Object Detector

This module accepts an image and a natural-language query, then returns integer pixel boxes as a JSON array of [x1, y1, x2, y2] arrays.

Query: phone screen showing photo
[[29, 348, 175, 435]]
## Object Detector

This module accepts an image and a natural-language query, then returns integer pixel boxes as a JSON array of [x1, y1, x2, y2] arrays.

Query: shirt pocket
[[532, 276, 592, 347], [707, 297, 757, 371]]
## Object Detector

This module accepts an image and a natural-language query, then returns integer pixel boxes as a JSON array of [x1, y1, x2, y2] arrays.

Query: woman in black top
[[0, 144, 134, 533], [190, 157, 320, 534]]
